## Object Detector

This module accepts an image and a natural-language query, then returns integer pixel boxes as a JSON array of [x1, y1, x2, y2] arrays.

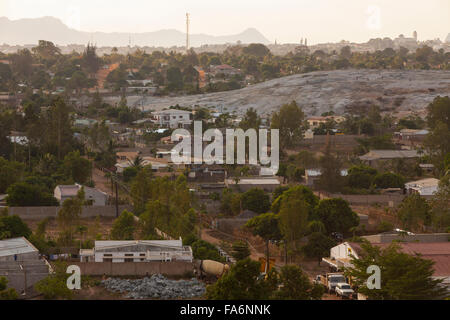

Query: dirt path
[[201, 229, 282, 266], [92, 168, 114, 196]]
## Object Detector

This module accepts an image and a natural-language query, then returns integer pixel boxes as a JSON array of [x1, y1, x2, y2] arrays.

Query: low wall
[[363, 233, 450, 244], [0, 272, 48, 293], [7, 205, 133, 220], [319, 192, 406, 207], [72, 261, 194, 277]]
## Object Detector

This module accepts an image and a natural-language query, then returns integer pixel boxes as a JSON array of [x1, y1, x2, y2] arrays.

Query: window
[[125, 254, 134, 257], [104, 254, 113, 257], [104, 258, 113, 263]]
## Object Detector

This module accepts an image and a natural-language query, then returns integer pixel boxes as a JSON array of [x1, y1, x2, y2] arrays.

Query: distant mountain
[[0, 16, 270, 47]]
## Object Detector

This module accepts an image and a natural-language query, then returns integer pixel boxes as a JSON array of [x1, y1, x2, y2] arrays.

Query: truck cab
[[327, 274, 347, 293]]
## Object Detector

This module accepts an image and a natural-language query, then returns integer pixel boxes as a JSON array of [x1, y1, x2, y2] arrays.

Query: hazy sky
[[1, 0, 449, 44]]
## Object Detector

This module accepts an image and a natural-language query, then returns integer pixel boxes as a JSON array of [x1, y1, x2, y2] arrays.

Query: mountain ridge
[[0, 16, 270, 47]]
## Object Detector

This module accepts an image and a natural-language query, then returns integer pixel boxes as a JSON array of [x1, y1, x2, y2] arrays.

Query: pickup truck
[[314, 273, 347, 293], [335, 282, 355, 299]]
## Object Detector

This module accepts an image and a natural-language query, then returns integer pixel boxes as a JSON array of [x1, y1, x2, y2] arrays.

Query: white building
[[226, 178, 281, 192], [115, 158, 168, 174], [0, 237, 40, 262], [152, 110, 193, 129], [79, 239, 193, 263], [54, 184, 108, 206], [405, 178, 440, 196], [305, 169, 348, 187]]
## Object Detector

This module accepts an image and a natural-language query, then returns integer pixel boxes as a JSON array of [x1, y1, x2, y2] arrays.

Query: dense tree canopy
[[345, 242, 449, 300], [315, 198, 359, 235]]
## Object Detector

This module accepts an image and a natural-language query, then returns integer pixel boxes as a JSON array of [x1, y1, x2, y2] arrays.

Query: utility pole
[[186, 13, 190, 54], [115, 181, 119, 218]]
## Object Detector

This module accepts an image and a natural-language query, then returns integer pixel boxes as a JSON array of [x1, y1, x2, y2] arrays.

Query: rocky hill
[[123, 69, 450, 117]]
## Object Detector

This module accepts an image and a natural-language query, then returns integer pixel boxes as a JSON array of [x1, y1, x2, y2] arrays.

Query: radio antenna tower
[[186, 13, 190, 53]]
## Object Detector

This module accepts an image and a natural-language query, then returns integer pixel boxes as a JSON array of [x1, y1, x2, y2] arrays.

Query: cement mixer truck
[[195, 260, 230, 280]]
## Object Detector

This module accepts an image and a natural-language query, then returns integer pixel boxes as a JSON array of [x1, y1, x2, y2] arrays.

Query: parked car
[[335, 282, 354, 299], [314, 273, 347, 293]]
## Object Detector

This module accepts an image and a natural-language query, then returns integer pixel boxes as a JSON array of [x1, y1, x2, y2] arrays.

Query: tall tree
[[397, 194, 431, 232], [57, 188, 85, 244], [302, 232, 336, 265], [425, 96, 450, 173], [271, 101, 305, 149], [279, 196, 309, 255], [246, 213, 282, 273], [272, 265, 324, 300], [111, 210, 136, 240], [241, 188, 270, 214], [317, 146, 344, 193], [239, 108, 261, 131], [206, 259, 275, 300], [344, 242, 449, 300], [43, 97, 74, 160], [315, 198, 359, 236]]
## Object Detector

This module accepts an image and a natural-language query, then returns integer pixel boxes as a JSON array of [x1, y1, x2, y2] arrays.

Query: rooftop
[[360, 150, 420, 161], [0, 237, 38, 257], [229, 178, 281, 185], [56, 185, 79, 197], [405, 178, 440, 189], [94, 240, 184, 250], [153, 109, 192, 115]]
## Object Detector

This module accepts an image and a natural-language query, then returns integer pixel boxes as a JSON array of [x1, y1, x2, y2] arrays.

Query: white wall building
[[80, 239, 193, 263], [54, 184, 108, 206], [152, 110, 193, 129], [405, 178, 440, 196]]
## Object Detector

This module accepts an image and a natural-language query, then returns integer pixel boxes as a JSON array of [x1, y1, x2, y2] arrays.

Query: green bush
[[191, 240, 225, 262]]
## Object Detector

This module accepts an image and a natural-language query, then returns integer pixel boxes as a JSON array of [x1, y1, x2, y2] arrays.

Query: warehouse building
[[0, 238, 50, 294], [80, 239, 193, 263]]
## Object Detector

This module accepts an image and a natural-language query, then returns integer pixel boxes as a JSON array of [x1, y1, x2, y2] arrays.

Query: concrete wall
[[320, 192, 406, 207], [0, 272, 48, 293], [71, 261, 194, 277], [0, 251, 39, 262], [7, 205, 133, 220], [0, 260, 50, 293], [363, 233, 450, 244]]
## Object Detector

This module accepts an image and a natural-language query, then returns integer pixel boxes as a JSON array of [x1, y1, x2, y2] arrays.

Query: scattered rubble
[[101, 274, 206, 300]]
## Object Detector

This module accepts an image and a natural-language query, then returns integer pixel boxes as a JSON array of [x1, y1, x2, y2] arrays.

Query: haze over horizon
[[0, 0, 449, 45]]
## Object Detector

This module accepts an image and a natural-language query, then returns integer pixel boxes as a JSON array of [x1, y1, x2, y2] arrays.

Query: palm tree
[[77, 225, 88, 250], [129, 155, 144, 170]]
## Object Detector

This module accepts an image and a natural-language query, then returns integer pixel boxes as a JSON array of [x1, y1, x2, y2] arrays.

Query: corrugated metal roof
[[360, 150, 420, 161], [405, 178, 440, 189], [56, 185, 80, 197], [94, 240, 183, 250], [230, 178, 280, 185], [0, 237, 38, 257]]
